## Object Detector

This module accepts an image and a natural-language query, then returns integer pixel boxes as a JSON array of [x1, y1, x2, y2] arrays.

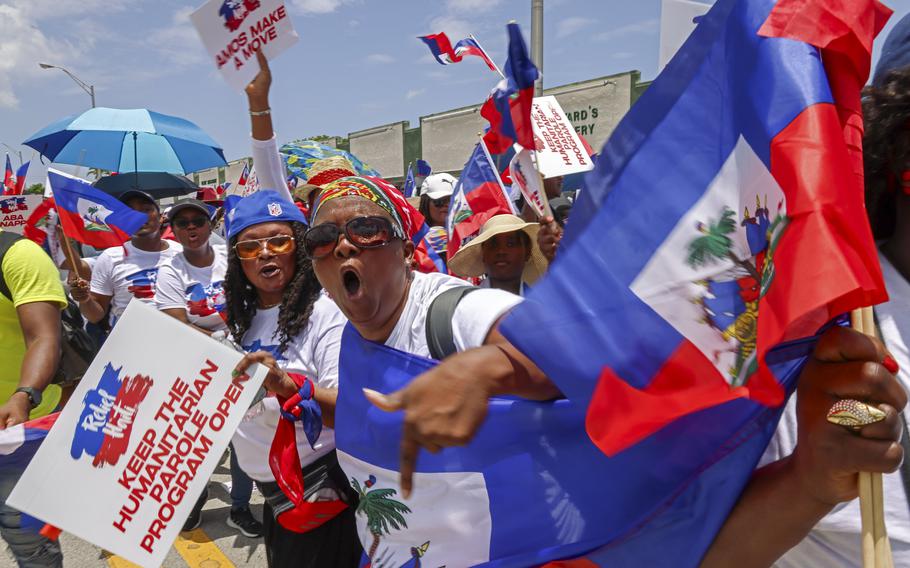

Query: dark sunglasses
[[234, 235, 296, 260], [304, 216, 402, 259], [172, 216, 210, 230], [430, 197, 450, 208]]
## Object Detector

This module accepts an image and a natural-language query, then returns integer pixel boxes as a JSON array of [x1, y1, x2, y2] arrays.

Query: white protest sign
[[509, 149, 550, 218], [190, 0, 299, 91], [528, 96, 595, 178], [8, 301, 267, 568], [0, 195, 43, 234]]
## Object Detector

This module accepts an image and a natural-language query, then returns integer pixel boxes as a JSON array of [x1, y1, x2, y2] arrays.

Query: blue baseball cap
[[225, 190, 307, 241]]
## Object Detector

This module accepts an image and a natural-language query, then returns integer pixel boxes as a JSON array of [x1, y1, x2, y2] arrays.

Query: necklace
[[260, 301, 281, 310]]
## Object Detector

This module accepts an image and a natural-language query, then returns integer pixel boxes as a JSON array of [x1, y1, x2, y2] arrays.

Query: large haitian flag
[[497, 0, 889, 563], [337, 0, 890, 566], [48, 169, 148, 249]]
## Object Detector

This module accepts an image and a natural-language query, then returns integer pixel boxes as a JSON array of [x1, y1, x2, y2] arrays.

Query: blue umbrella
[[23, 107, 227, 174]]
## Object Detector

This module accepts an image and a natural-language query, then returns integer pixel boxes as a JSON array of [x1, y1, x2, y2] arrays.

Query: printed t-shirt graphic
[[90, 240, 183, 327], [155, 243, 228, 332]]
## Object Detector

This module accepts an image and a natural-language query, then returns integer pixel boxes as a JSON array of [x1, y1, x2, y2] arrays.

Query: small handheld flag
[[3, 155, 14, 195], [419, 32, 500, 73], [446, 141, 515, 261], [403, 163, 416, 198], [481, 23, 539, 153], [13, 161, 30, 195], [48, 169, 149, 249]]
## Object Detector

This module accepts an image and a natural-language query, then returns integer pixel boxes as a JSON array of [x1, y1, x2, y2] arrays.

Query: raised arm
[[246, 50, 292, 202]]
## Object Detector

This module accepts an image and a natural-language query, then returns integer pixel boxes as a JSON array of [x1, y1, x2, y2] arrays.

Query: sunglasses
[[430, 197, 450, 208], [304, 216, 402, 259], [233, 235, 296, 260], [172, 216, 210, 230]]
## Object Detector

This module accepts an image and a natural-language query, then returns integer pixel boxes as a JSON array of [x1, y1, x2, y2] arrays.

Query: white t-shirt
[[90, 240, 183, 327], [231, 295, 346, 482], [766, 252, 910, 568], [154, 243, 229, 332], [384, 271, 524, 357]]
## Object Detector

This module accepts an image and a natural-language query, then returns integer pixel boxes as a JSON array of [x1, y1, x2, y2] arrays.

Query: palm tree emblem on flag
[[686, 195, 788, 385], [352, 474, 413, 561], [76, 198, 114, 233]]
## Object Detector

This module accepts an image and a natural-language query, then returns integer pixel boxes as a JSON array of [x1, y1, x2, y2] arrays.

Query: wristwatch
[[13, 387, 42, 410]]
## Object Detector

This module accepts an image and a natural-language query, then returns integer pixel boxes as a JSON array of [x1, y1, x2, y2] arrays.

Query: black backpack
[[0, 232, 99, 385]]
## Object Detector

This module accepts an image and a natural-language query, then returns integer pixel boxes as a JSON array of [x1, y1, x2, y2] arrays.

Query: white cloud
[[0, 2, 100, 108], [145, 7, 208, 69], [366, 53, 396, 64], [556, 16, 595, 39], [427, 15, 473, 42], [291, 0, 352, 15], [406, 88, 426, 100], [444, 0, 502, 14], [594, 18, 659, 42]]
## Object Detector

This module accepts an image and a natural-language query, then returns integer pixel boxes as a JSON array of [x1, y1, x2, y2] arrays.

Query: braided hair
[[224, 221, 321, 357], [863, 67, 910, 240]]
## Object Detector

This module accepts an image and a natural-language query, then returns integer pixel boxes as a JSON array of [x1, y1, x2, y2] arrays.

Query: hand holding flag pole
[[848, 307, 894, 568]]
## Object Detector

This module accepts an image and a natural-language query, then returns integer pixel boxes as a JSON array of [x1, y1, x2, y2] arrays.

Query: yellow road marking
[[104, 552, 142, 568], [173, 528, 236, 568]]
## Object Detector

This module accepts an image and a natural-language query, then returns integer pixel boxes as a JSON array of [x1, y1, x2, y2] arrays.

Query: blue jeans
[[229, 443, 253, 511], [0, 461, 62, 567]]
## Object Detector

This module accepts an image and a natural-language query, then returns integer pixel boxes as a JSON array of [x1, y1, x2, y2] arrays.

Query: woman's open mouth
[[260, 264, 281, 279], [342, 268, 362, 297]]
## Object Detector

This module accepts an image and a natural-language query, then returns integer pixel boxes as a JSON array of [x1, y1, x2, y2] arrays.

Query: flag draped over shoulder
[[335, 326, 807, 567], [49, 170, 149, 248]]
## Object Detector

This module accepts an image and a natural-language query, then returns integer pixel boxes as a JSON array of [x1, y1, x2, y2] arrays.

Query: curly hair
[[863, 66, 910, 240], [224, 221, 322, 357]]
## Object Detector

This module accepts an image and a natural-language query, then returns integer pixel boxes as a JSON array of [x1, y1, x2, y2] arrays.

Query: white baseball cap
[[419, 173, 458, 200]]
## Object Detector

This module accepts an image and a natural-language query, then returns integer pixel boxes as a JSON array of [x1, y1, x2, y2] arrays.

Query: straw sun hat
[[448, 214, 549, 284]]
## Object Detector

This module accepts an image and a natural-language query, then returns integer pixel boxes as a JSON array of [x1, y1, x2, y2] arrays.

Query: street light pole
[[38, 63, 96, 108], [531, 0, 544, 96]]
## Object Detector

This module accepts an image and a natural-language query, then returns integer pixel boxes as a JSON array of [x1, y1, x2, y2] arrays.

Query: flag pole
[[469, 34, 506, 79], [851, 307, 893, 568]]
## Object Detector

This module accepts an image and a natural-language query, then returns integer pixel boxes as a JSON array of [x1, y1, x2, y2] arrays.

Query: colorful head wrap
[[310, 176, 428, 243]]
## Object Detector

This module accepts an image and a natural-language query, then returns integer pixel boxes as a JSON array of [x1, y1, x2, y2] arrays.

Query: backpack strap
[[0, 232, 25, 302], [425, 286, 478, 360]]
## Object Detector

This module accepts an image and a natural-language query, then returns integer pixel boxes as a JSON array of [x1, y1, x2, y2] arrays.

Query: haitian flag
[[48, 169, 149, 249], [403, 163, 416, 198], [0, 413, 59, 533], [416, 159, 432, 178], [496, 0, 888, 563], [3, 155, 14, 194], [481, 23, 539, 153], [446, 142, 516, 261], [419, 32, 497, 72], [13, 161, 30, 195], [335, 326, 808, 567]]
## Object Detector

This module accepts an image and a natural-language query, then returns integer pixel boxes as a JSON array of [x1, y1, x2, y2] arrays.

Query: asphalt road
[[0, 454, 268, 568]]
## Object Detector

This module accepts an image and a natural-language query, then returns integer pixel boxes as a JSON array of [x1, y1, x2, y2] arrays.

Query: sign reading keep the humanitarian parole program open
[[8, 301, 268, 568], [191, 0, 299, 91], [528, 96, 595, 178]]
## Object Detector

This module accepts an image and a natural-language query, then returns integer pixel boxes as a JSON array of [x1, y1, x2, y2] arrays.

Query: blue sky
[[3, 0, 910, 185]]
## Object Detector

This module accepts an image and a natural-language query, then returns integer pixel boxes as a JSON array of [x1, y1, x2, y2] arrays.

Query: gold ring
[[826, 399, 886, 430]]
